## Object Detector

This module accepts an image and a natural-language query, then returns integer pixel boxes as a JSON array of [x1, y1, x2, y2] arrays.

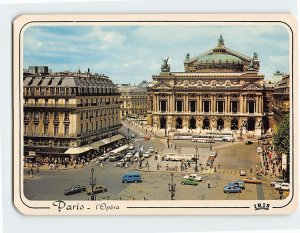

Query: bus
[[108, 145, 129, 161], [173, 133, 193, 140], [192, 134, 234, 142]]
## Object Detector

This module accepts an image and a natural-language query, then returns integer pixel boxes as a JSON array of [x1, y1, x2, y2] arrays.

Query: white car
[[125, 152, 133, 159], [143, 151, 151, 158], [275, 183, 290, 191], [139, 133, 143, 138], [131, 134, 136, 138], [270, 179, 284, 186], [257, 147, 263, 153], [183, 174, 202, 182], [128, 144, 135, 150], [240, 170, 246, 176], [149, 147, 155, 153]]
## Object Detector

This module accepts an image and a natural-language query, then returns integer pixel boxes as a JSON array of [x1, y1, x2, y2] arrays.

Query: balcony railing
[[24, 103, 78, 108]]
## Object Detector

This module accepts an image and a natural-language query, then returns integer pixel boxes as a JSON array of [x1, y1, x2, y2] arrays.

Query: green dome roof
[[197, 53, 242, 64]]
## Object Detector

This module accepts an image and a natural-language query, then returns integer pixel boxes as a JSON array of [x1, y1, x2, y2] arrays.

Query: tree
[[273, 114, 290, 155], [273, 113, 290, 181]]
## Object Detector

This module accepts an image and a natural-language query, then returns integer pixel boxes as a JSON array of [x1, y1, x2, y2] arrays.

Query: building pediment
[[241, 83, 263, 90], [152, 82, 173, 90]]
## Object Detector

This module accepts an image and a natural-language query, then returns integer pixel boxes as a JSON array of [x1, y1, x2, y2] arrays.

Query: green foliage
[[273, 114, 290, 155]]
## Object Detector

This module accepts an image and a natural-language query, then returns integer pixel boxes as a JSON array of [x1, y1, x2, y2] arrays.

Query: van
[[121, 171, 142, 183]]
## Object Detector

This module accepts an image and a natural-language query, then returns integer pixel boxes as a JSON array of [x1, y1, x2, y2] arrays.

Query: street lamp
[[89, 168, 96, 201], [194, 145, 199, 172], [127, 128, 130, 145], [168, 173, 176, 200]]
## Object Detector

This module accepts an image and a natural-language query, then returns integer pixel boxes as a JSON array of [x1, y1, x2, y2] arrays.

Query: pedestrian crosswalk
[[131, 138, 144, 143]]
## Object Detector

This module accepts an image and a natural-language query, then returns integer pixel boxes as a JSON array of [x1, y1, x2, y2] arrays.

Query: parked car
[[131, 133, 136, 138], [240, 169, 246, 176], [115, 158, 127, 167], [270, 179, 284, 186], [181, 178, 198, 186], [121, 171, 142, 183], [257, 147, 263, 153], [143, 151, 151, 158], [228, 180, 245, 189], [128, 144, 135, 150], [149, 146, 155, 153], [183, 174, 202, 182], [245, 141, 253, 145], [275, 183, 290, 191], [64, 185, 86, 195], [223, 185, 242, 193], [124, 152, 133, 159], [243, 177, 262, 184], [87, 185, 107, 195]]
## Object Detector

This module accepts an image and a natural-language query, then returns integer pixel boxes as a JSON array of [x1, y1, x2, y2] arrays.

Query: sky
[[23, 24, 290, 84]]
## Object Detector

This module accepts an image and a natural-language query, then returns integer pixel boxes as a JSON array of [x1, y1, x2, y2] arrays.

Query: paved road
[[24, 140, 281, 201]]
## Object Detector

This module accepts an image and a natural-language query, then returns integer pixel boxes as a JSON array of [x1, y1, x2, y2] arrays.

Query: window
[[34, 112, 39, 121], [44, 124, 48, 134], [55, 99, 58, 106], [64, 112, 69, 120], [64, 125, 69, 135], [232, 102, 238, 113], [65, 99, 69, 106], [24, 123, 28, 134], [54, 125, 58, 135], [190, 101, 196, 112], [203, 101, 210, 112], [176, 101, 183, 112], [34, 124, 38, 134]]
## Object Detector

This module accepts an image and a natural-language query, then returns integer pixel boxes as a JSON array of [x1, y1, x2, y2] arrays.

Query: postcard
[[13, 14, 297, 215]]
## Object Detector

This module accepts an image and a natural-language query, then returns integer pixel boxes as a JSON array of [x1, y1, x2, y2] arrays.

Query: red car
[[144, 135, 150, 140]]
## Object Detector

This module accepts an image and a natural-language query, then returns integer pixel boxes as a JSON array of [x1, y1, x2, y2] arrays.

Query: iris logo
[[254, 202, 270, 210]]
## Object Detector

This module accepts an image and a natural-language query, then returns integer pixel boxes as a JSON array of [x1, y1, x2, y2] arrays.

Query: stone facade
[[118, 82, 148, 118], [23, 69, 122, 158], [273, 74, 290, 126], [147, 36, 273, 134]]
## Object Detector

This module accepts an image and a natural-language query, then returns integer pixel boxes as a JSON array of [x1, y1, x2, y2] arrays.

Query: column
[[255, 96, 258, 114], [224, 95, 228, 114], [211, 95, 214, 113], [209, 101, 211, 113], [244, 96, 247, 113], [239, 95, 243, 113], [258, 95, 262, 114], [159, 99, 161, 112], [185, 95, 189, 112], [167, 95, 170, 112], [153, 94, 157, 112], [230, 101, 232, 114], [199, 95, 202, 113]]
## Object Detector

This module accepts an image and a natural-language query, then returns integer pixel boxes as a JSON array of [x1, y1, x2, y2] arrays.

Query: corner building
[[23, 70, 122, 160], [147, 36, 271, 133]]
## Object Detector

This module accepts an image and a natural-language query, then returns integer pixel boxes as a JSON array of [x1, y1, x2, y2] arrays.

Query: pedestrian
[[171, 142, 173, 148], [166, 164, 169, 171], [157, 163, 160, 170], [208, 181, 211, 188], [100, 162, 103, 168]]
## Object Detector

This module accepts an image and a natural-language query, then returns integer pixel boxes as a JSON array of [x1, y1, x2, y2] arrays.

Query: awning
[[64, 146, 90, 155], [110, 134, 125, 143], [101, 139, 110, 144], [100, 134, 125, 145], [90, 140, 105, 150]]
